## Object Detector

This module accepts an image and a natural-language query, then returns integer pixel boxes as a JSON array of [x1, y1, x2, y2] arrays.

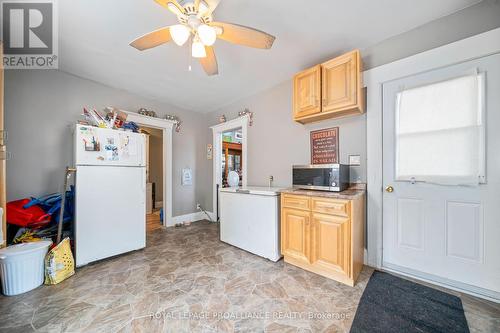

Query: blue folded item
[[122, 121, 140, 133], [23, 186, 75, 224]]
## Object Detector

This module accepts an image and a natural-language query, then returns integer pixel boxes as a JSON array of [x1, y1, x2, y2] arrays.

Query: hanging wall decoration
[[310, 127, 339, 164], [238, 108, 253, 126], [138, 108, 157, 118], [165, 114, 182, 132]]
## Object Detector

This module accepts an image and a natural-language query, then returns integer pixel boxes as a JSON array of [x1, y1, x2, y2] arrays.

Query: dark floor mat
[[350, 271, 469, 333]]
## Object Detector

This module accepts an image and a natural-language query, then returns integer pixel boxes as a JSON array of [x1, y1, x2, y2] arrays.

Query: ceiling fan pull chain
[[188, 37, 193, 71]]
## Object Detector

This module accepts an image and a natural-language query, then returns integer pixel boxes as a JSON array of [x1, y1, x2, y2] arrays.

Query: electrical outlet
[[196, 203, 201, 210], [349, 155, 361, 166]]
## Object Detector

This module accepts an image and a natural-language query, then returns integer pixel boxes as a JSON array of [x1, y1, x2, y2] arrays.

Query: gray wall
[[5, 1, 499, 215], [204, 1, 500, 211], [4, 70, 210, 216], [362, 0, 500, 70], [205, 81, 367, 210]]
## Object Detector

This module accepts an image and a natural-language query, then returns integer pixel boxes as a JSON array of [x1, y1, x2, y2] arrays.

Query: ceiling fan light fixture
[[170, 24, 191, 46], [192, 39, 207, 58], [197, 24, 216, 46]]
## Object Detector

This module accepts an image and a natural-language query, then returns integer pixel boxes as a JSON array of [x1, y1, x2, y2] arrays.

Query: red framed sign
[[310, 127, 339, 164]]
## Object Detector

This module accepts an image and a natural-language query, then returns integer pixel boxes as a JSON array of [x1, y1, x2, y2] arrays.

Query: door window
[[395, 73, 485, 185]]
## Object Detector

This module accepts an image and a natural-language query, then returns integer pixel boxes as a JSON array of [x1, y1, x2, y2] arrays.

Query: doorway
[[381, 53, 500, 300], [211, 116, 249, 220], [121, 110, 174, 227], [221, 129, 243, 188], [140, 126, 164, 232]]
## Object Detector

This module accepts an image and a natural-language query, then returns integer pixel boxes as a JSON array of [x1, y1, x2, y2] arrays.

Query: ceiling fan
[[130, 0, 276, 76]]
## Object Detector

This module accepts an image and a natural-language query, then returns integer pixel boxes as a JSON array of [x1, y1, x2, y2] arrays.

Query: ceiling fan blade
[[200, 46, 218, 76], [155, 0, 185, 17], [196, 0, 211, 17], [130, 27, 172, 51], [211, 22, 275, 49], [204, 0, 221, 13]]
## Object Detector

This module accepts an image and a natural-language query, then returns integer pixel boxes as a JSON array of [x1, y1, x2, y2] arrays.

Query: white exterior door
[[382, 53, 500, 300]]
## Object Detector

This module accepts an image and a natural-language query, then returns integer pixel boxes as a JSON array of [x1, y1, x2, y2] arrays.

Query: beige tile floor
[[0, 221, 498, 333]]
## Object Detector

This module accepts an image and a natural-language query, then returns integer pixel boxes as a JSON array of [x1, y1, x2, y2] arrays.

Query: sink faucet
[[269, 175, 274, 188]]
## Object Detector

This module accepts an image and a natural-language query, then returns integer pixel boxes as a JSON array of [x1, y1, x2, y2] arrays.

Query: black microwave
[[292, 164, 350, 192]]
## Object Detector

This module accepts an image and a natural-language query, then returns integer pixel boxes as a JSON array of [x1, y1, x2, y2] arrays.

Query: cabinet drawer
[[312, 198, 349, 217], [282, 195, 310, 210]]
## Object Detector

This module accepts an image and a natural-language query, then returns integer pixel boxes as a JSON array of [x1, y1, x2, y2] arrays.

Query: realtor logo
[[1, 0, 58, 69]]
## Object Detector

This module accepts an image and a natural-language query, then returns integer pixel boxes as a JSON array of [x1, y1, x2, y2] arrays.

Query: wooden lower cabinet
[[311, 213, 350, 277], [281, 193, 365, 286], [281, 207, 310, 265]]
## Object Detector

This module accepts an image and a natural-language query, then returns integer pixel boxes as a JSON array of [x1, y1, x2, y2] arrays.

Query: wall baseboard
[[168, 211, 216, 227], [202, 211, 216, 221]]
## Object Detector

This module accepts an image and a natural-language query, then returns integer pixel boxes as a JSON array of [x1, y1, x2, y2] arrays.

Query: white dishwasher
[[219, 187, 283, 262]]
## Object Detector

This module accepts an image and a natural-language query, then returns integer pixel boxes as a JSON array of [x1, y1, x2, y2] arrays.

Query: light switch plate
[[182, 168, 193, 186], [349, 155, 361, 166]]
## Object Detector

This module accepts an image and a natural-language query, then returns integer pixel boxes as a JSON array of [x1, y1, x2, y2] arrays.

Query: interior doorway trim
[[121, 110, 176, 227], [364, 28, 500, 269], [210, 116, 249, 220]]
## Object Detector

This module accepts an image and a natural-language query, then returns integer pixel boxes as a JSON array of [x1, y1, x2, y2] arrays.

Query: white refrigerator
[[74, 125, 146, 267]]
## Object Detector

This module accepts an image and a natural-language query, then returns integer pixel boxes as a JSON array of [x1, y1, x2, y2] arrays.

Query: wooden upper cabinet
[[293, 65, 321, 119], [311, 213, 350, 277], [281, 207, 310, 264], [293, 50, 364, 124], [322, 50, 359, 113]]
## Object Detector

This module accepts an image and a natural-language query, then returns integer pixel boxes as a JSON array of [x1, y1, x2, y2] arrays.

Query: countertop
[[220, 186, 286, 196], [280, 187, 365, 200]]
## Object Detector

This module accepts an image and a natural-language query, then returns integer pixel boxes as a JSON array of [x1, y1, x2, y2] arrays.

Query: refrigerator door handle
[[141, 168, 146, 204]]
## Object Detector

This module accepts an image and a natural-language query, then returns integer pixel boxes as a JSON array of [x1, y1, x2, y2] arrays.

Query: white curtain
[[395, 73, 484, 186]]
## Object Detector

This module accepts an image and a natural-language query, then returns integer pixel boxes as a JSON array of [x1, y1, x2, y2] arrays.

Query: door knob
[[385, 186, 394, 193]]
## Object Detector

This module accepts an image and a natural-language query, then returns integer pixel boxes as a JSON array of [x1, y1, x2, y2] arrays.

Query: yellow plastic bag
[[44, 238, 75, 285]]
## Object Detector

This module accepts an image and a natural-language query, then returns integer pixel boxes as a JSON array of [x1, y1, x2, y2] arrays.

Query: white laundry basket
[[0, 241, 52, 296]]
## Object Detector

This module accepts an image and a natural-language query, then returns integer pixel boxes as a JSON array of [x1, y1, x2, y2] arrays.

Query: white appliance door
[[75, 165, 146, 267], [220, 191, 281, 261], [75, 125, 145, 167], [382, 54, 500, 300]]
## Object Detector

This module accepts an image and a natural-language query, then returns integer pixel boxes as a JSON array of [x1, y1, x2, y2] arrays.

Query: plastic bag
[[44, 238, 75, 285]]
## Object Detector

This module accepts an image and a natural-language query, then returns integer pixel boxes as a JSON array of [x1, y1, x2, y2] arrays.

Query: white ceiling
[[59, 0, 479, 113]]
